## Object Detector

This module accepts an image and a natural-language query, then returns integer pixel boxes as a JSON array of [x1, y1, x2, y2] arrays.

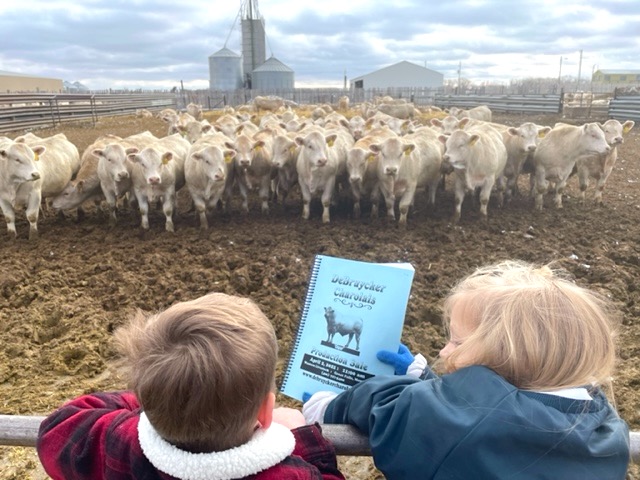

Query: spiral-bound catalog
[[280, 254, 415, 402]]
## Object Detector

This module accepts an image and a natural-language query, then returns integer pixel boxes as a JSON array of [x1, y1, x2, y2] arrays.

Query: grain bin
[[252, 56, 294, 91], [209, 47, 243, 91]]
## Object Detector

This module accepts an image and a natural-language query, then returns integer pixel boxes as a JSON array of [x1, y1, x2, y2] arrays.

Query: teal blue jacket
[[324, 365, 629, 479]]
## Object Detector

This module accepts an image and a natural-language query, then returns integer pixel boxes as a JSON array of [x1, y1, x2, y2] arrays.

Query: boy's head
[[114, 292, 278, 452], [440, 260, 619, 391]]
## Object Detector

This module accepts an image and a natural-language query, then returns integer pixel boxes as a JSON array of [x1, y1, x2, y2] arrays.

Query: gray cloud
[[0, 1, 638, 89]]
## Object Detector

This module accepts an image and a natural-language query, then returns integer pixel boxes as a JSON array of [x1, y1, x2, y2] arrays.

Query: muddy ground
[[1, 110, 639, 479]]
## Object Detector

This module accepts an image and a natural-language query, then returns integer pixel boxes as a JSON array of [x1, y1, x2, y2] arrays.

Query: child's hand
[[272, 407, 306, 430], [377, 343, 415, 375]]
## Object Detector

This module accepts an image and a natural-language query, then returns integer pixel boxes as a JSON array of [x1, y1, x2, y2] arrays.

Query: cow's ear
[[458, 117, 470, 128], [224, 150, 236, 163], [32, 146, 46, 159], [162, 152, 173, 164], [538, 127, 551, 138], [430, 118, 442, 127], [369, 144, 381, 153], [77, 180, 85, 192], [325, 134, 337, 147], [623, 121, 635, 134], [125, 147, 139, 155], [506, 127, 518, 137], [468, 134, 480, 146], [403, 144, 415, 156], [438, 135, 448, 145]]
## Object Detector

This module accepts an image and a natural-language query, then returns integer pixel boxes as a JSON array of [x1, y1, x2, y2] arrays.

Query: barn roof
[[0, 70, 60, 80], [597, 69, 640, 74]]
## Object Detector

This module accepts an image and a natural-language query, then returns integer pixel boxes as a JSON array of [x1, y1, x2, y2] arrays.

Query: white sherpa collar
[[137, 412, 295, 480]]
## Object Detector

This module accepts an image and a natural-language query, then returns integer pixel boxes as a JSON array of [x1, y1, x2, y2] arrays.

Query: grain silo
[[241, 0, 266, 88], [252, 56, 294, 90], [209, 47, 243, 91]]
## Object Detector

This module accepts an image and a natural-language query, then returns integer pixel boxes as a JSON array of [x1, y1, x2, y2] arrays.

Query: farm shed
[[0, 70, 63, 93], [592, 69, 640, 85], [209, 47, 244, 91], [251, 56, 294, 90], [350, 61, 443, 90]]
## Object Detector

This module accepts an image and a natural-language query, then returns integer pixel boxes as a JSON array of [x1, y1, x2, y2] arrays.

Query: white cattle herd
[[0, 98, 635, 239]]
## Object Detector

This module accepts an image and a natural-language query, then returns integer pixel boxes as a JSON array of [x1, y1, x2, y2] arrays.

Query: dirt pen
[[1, 110, 640, 479]]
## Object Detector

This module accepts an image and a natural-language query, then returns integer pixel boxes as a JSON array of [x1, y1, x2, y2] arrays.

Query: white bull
[[324, 306, 363, 351]]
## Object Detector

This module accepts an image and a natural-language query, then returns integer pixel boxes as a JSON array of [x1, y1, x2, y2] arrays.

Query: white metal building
[[351, 61, 443, 89]]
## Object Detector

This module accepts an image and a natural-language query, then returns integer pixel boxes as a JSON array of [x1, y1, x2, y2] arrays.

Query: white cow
[[430, 116, 471, 136], [162, 112, 196, 136], [295, 128, 353, 223], [51, 134, 123, 217], [270, 132, 301, 204], [186, 103, 203, 120], [94, 132, 159, 225], [1, 134, 80, 238], [575, 120, 635, 203], [346, 127, 397, 219], [213, 114, 241, 138], [253, 96, 285, 113], [369, 128, 443, 225], [494, 123, 551, 201], [449, 105, 492, 122], [185, 132, 236, 229], [127, 133, 190, 232], [224, 129, 275, 213], [178, 120, 213, 144], [377, 102, 416, 119], [0, 140, 41, 238], [533, 123, 611, 210], [439, 124, 507, 222]]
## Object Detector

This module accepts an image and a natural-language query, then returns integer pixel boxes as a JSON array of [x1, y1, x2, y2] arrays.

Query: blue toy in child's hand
[[302, 392, 312, 403], [377, 343, 414, 375]]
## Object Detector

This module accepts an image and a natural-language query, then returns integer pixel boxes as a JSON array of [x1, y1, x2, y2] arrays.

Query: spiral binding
[[279, 254, 323, 394]]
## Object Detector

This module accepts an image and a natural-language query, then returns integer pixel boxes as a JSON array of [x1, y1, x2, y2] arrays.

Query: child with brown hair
[[37, 292, 345, 480], [303, 260, 630, 479]]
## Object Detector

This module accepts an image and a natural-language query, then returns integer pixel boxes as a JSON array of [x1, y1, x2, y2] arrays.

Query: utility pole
[[576, 49, 583, 92], [457, 61, 462, 94], [558, 56, 563, 88]]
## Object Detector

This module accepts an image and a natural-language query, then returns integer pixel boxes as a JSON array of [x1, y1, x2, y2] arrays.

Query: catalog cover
[[280, 254, 415, 402]]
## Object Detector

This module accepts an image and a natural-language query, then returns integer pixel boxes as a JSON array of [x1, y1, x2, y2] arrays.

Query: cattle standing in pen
[[324, 306, 363, 351]]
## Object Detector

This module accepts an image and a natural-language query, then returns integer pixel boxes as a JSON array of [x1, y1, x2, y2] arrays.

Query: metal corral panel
[[434, 94, 562, 114], [242, 18, 266, 79], [351, 61, 443, 89], [209, 48, 243, 91], [252, 57, 294, 90], [609, 96, 640, 122]]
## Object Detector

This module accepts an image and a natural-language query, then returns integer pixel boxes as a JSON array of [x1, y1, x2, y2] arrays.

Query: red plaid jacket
[[37, 391, 345, 480]]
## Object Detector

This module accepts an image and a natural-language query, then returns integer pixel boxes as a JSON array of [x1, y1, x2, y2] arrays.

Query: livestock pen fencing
[[2, 89, 640, 135], [0, 93, 177, 134], [1, 414, 639, 462]]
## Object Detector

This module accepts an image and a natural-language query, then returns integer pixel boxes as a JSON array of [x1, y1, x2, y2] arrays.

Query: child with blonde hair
[[303, 260, 630, 479], [37, 292, 345, 480]]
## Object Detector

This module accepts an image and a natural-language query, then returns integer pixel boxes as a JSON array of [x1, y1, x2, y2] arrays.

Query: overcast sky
[[0, 1, 638, 91]]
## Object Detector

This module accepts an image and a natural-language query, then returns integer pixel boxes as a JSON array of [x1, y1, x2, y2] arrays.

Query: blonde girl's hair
[[113, 292, 278, 452], [441, 260, 620, 391]]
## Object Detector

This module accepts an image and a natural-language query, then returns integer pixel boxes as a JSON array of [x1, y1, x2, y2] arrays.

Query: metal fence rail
[[433, 93, 563, 115], [0, 414, 638, 463], [0, 93, 177, 134], [609, 95, 640, 122]]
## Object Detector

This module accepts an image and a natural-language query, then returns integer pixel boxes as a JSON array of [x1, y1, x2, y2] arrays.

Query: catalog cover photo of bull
[[321, 306, 363, 356]]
